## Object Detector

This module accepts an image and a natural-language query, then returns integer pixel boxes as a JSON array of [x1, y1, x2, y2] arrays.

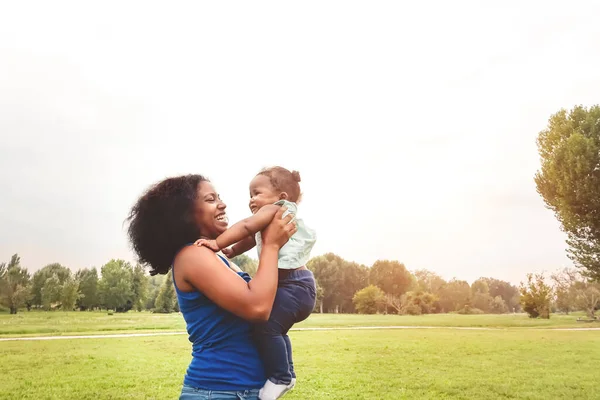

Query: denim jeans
[[179, 384, 260, 400], [253, 269, 316, 385]]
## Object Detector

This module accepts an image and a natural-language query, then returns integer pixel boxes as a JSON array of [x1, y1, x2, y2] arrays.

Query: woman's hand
[[260, 206, 297, 249]]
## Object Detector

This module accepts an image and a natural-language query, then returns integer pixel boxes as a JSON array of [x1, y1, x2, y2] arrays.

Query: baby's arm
[[224, 236, 257, 258], [215, 205, 281, 250]]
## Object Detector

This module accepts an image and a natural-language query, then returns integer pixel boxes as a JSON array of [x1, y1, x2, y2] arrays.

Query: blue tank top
[[172, 250, 265, 391]]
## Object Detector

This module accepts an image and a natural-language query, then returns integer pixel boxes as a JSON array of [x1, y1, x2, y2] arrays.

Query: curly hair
[[258, 166, 302, 203], [126, 174, 208, 275]]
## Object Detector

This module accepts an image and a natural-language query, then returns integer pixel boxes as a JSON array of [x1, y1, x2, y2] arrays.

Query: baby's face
[[248, 175, 281, 214]]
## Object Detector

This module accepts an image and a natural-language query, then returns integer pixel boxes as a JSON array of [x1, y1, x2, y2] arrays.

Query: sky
[[1, 1, 599, 285]]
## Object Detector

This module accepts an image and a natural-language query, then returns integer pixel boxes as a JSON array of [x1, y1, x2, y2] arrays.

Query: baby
[[196, 166, 317, 400]]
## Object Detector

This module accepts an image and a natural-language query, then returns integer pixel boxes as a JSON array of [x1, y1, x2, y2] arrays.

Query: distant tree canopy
[[32, 263, 71, 307], [232, 254, 258, 277], [154, 271, 177, 313], [0, 254, 30, 314], [308, 253, 368, 313], [98, 260, 134, 312], [551, 268, 600, 319], [2, 252, 593, 318], [75, 268, 98, 311]]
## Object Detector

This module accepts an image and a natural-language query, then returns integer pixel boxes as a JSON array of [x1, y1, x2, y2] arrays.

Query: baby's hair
[[257, 166, 303, 203]]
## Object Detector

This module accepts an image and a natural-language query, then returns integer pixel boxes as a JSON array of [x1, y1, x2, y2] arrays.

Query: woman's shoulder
[[174, 245, 218, 269], [175, 246, 239, 275]]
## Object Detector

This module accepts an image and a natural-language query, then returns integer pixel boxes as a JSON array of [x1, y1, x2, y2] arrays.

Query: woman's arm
[[176, 207, 296, 322], [224, 235, 257, 258]]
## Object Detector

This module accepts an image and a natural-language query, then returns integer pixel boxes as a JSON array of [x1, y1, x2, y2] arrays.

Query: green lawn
[[0, 311, 186, 336], [0, 311, 593, 337], [297, 312, 591, 329], [1, 328, 598, 399]]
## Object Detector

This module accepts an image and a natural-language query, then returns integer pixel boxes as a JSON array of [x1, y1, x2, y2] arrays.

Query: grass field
[[1, 312, 599, 399], [0, 311, 593, 337]]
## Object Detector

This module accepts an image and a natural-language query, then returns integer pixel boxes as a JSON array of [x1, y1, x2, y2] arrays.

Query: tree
[[31, 263, 71, 308], [60, 276, 80, 311], [490, 296, 508, 314], [75, 268, 98, 310], [535, 105, 600, 279], [309, 254, 342, 312], [369, 260, 414, 298], [232, 254, 258, 277], [154, 271, 177, 313], [0, 254, 31, 314], [400, 291, 439, 315], [352, 285, 384, 314], [414, 269, 447, 295], [471, 292, 493, 313], [41, 273, 62, 310], [471, 279, 492, 313], [438, 279, 471, 312], [382, 294, 403, 314], [572, 281, 600, 319], [551, 268, 579, 314], [520, 273, 552, 319], [309, 253, 368, 313], [131, 264, 148, 312], [484, 278, 520, 312], [339, 261, 369, 313], [146, 274, 166, 310], [549, 267, 600, 318], [314, 279, 325, 313], [98, 259, 134, 312]]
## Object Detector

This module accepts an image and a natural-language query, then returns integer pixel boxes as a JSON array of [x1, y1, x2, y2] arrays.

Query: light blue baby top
[[255, 200, 316, 270]]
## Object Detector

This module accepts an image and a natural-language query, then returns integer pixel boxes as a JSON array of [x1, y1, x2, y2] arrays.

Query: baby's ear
[[279, 192, 289, 200]]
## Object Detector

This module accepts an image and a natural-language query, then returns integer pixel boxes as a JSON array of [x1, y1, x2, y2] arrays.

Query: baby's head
[[249, 166, 302, 214]]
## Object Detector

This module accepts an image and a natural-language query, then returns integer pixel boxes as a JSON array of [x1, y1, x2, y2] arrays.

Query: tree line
[[1, 252, 597, 319], [0, 255, 174, 314]]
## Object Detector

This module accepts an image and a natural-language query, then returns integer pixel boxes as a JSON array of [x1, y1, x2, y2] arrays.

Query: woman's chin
[[215, 222, 229, 232]]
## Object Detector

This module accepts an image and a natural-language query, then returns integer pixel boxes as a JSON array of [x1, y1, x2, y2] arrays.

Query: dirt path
[[1, 325, 598, 342]]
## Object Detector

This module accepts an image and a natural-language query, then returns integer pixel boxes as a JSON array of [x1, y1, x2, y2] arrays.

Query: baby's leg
[[254, 320, 292, 385], [282, 334, 296, 380], [284, 271, 316, 384], [254, 286, 297, 385], [254, 286, 299, 400], [257, 271, 317, 399]]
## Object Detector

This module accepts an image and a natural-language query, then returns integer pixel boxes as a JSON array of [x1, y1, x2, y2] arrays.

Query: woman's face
[[193, 181, 228, 239]]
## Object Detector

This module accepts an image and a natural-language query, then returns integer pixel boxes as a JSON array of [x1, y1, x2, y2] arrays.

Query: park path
[[1, 325, 599, 342]]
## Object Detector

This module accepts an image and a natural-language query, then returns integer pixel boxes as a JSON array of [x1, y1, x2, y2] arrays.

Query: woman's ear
[[279, 192, 289, 200]]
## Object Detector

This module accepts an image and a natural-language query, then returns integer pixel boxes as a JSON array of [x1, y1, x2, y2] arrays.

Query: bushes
[[400, 291, 439, 315], [401, 303, 422, 315], [457, 305, 484, 315], [519, 273, 551, 319], [352, 285, 385, 314]]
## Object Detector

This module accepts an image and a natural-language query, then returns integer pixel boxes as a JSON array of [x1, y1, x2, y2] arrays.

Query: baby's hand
[[194, 239, 220, 252], [222, 247, 236, 258]]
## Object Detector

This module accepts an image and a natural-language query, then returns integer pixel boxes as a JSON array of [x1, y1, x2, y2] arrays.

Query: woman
[[127, 174, 297, 399]]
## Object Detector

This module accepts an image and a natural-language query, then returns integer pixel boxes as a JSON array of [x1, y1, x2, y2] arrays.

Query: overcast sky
[[1, 1, 599, 285]]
